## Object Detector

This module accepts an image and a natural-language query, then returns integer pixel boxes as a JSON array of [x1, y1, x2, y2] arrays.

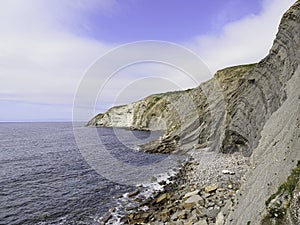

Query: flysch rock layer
[[225, 2, 300, 224], [91, 1, 300, 225]]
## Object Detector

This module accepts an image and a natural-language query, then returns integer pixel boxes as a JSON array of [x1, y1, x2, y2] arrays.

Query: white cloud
[[0, 0, 297, 121], [0, 0, 113, 121], [186, 0, 295, 73]]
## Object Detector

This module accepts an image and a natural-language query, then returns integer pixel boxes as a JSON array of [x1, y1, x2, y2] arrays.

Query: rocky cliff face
[[225, 2, 300, 224], [87, 92, 183, 131], [88, 1, 299, 157], [90, 1, 300, 224], [87, 63, 256, 154], [220, 1, 300, 157]]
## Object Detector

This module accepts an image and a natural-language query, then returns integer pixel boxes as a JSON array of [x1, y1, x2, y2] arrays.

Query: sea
[[0, 122, 182, 225]]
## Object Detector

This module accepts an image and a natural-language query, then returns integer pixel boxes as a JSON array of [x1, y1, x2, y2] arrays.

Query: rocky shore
[[100, 150, 250, 225]]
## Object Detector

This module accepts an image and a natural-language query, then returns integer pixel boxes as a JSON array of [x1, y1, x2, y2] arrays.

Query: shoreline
[[98, 158, 190, 225], [100, 150, 250, 225]]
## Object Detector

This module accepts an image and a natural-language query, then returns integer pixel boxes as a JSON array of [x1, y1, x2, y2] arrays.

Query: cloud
[[0, 0, 115, 121], [1, 0, 208, 121], [0, 0, 296, 121], [94, 62, 204, 108], [186, 0, 295, 73]]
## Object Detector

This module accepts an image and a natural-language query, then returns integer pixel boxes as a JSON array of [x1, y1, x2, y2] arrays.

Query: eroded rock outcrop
[[87, 92, 183, 131], [88, 64, 256, 154], [88, 1, 299, 158], [92, 1, 300, 224]]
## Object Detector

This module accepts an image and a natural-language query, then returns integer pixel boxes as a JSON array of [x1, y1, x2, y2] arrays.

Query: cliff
[[88, 1, 299, 156], [86, 91, 184, 131], [225, 2, 300, 224], [87, 63, 258, 154], [90, 1, 300, 224]]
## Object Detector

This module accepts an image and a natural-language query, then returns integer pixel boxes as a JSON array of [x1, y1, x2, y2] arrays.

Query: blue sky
[[64, 0, 262, 42], [0, 0, 295, 121]]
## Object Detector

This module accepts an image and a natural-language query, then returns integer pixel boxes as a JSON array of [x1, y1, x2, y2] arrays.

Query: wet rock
[[129, 213, 134, 220], [156, 193, 170, 204], [127, 190, 140, 198], [159, 180, 167, 186], [100, 212, 112, 224], [151, 176, 158, 182], [125, 205, 137, 211], [135, 198, 144, 203], [109, 207, 115, 213]]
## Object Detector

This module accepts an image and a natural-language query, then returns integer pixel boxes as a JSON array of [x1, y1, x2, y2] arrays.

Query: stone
[[187, 214, 198, 223], [193, 207, 204, 217], [127, 190, 140, 198], [170, 211, 179, 220], [156, 193, 170, 204], [108, 207, 115, 213], [177, 210, 187, 219], [203, 207, 220, 219], [151, 176, 158, 182], [134, 213, 141, 220], [193, 220, 208, 225], [129, 214, 134, 220], [100, 213, 112, 224], [183, 195, 204, 209], [183, 189, 201, 200], [135, 197, 143, 203], [160, 209, 170, 222], [215, 212, 225, 225], [222, 169, 235, 175], [205, 185, 218, 193]]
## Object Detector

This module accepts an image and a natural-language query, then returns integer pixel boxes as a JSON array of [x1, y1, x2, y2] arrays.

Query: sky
[[0, 0, 296, 122]]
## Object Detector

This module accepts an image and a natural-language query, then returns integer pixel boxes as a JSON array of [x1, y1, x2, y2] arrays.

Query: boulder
[[183, 189, 201, 200], [183, 195, 204, 209]]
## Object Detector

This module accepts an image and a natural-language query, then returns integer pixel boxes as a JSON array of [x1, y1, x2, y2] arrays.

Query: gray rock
[[215, 212, 225, 225], [183, 189, 201, 200], [193, 220, 208, 225], [183, 195, 204, 209]]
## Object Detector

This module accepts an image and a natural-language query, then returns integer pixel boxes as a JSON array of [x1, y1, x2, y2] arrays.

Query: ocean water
[[0, 122, 178, 225]]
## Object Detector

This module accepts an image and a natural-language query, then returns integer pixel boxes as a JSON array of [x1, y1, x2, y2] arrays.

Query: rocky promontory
[[91, 1, 300, 224]]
